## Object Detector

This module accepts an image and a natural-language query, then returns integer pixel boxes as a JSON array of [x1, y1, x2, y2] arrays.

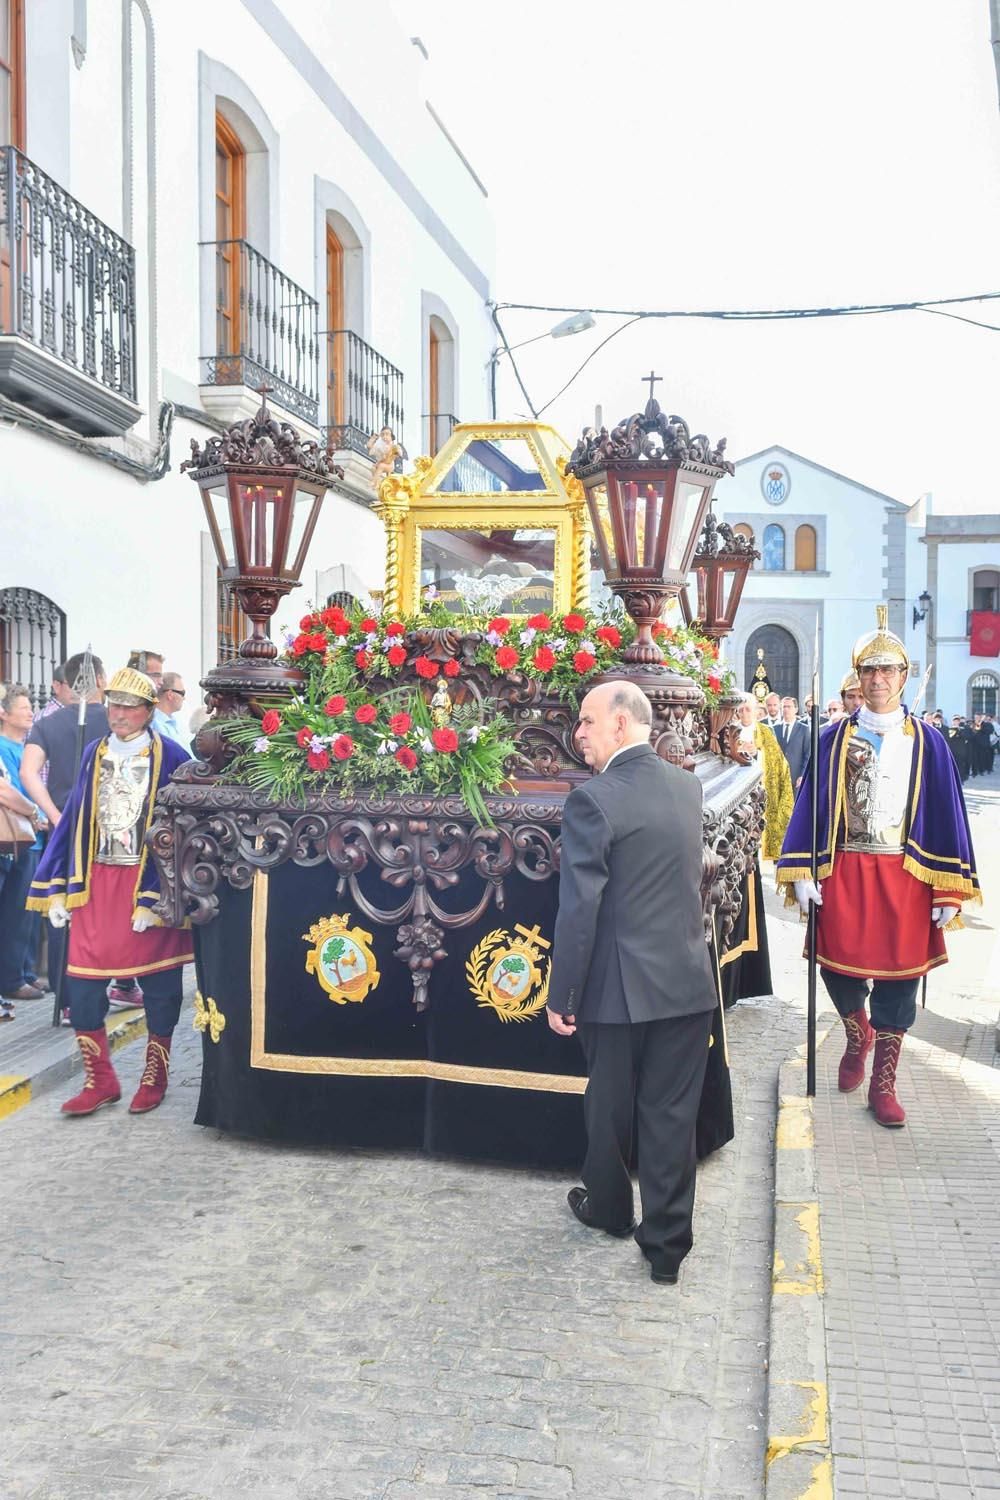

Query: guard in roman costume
[[776, 609, 980, 1127], [27, 669, 194, 1116]]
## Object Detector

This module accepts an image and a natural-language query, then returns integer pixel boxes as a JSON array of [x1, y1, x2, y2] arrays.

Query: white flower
[[549, 636, 567, 654], [519, 627, 537, 646], [419, 736, 434, 753], [486, 629, 503, 647], [424, 583, 438, 601], [282, 632, 296, 650], [376, 739, 399, 756], [579, 639, 596, 655], [252, 737, 270, 754], [466, 724, 483, 743], [366, 632, 380, 648], [309, 734, 327, 753]]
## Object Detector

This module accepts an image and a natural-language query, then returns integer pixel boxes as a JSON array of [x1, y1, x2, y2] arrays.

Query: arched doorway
[[745, 624, 799, 701]]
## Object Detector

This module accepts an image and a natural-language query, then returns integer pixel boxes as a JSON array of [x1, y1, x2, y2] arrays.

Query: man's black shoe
[[649, 1267, 679, 1285], [566, 1186, 636, 1238]]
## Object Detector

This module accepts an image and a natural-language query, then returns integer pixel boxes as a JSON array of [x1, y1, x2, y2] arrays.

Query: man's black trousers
[[577, 1009, 713, 1275]]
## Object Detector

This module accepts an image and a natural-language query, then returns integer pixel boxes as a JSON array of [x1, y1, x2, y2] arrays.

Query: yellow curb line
[[0, 1008, 147, 1122], [766, 1380, 829, 1466]]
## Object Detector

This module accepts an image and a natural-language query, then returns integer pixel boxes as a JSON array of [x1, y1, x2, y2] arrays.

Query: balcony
[[201, 239, 319, 427], [0, 147, 140, 437], [425, 411, 458, 456], [322, 330, 404, 487]]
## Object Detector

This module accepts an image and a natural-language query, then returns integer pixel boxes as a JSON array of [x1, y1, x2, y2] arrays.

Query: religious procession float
[[149, 389, 769, 1168]]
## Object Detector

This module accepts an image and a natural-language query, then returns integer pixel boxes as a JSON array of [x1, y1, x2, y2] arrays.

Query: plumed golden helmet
[[105, 667, 157, 707], [851, 605, 908, 673], [840, 670, 860, 695]]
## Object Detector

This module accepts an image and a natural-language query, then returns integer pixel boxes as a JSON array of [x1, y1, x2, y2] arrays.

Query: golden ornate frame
[[373, 421, 592, 619]]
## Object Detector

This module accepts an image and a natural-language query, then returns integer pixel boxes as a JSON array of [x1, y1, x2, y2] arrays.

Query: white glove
[[931, 906, 955, 930], [793, 879, 823, 913], [48, 898, 70, 929], [132, 911, 157, 933]]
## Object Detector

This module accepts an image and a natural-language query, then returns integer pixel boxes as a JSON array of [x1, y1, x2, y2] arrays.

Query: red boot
[[129, 1034, 172, 1114], [868, 1030, 906, 1128], [61, 1030, 121, 1116], [838, 1008, 874, 1092]]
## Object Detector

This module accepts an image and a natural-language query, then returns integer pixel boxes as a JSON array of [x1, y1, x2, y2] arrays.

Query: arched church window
[[762, 524, 785, 571], [794, 524, 817, 571], [969, 671, 998, 718]]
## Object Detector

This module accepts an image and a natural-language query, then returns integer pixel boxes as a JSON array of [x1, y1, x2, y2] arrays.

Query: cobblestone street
[[1, 981, 803, 1500]]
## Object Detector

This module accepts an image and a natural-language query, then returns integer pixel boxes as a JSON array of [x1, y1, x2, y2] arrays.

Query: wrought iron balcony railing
[[0, 147, 138, 434], [202, 239, 319, 425], [322, 330, 404, 460], [424, 411, 458, 456]]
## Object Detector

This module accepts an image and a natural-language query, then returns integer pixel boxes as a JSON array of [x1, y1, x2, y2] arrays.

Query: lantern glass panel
[[287, 486, 321, 579], [236, 482, 284, 572], [620, 478, 667, 569], [585, 480, 616, 577], [204, 481, 236, 574], [666, 480, 708, 571]]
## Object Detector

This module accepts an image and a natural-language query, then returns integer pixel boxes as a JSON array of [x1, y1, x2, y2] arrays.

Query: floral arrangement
[[221, 600, 734, 823]]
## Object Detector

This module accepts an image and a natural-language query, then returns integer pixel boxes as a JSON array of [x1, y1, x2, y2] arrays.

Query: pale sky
[[392, 0, 1000, 513]]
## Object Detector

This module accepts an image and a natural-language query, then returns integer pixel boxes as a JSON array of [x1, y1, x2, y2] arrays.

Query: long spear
[[908, 664, 933, 1008], [806, 616, 821, 1096], [51, 645, 95, 1027]]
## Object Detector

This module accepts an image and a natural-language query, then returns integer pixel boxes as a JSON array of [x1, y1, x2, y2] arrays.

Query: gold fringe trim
[[901, 855, 981, 901]]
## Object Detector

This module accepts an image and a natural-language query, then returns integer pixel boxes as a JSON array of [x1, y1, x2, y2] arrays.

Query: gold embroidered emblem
[[466, 924, 551, 1022], [303, 914, 381, 1005], [193, 990, 226, 1043]]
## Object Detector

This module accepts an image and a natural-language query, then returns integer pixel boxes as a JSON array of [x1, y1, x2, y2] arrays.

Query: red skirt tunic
[[67, 864, 194, 979], [816, 850, 947, 981]]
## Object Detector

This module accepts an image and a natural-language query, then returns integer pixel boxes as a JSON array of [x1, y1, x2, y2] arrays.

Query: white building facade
[[711, 445, 1000, 720], [0, 0, 495, 725]]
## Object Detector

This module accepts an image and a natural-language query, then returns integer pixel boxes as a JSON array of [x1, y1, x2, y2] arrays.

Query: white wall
[[932, 538, 1000, 718], [0, 0, 495, 717]]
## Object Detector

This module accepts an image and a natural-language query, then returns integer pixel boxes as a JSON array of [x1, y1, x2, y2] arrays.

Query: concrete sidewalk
[[765, 767, 1000, 1499], [0, 971, 197, 1118]]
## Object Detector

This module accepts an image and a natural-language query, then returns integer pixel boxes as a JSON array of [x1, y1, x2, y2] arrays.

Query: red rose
[[432, 727, 459, 753], [296, 726, 313, 749], [307, 633, 326, 652], [526, 613, 552, 631], [355, 650, 372, 671], [306, 747, 330, 771], [386, 644, 407, 668], [354, 703, 378, 724], [331, 617, 351, 637], [260, 709, 281, 735], [291, 634, 309, 658], [332, 734, 354, 761], [414, 655, 438, 679], [300, 614, 318, 631], [360, 617, 379, 633], [488, 617, 511, 636], [324, 695, 346, 716], [385, 621, 405, 637], [595, 624, 621, 648], [495, 646, 519, 671], [572, 650, 597, 674], [707, 674, 722, 693], [533, 646, 556, 672], [320, 606, 345, 629], [389, 712, 412, 735], [395, 746, 418, 771], [562, 613, 587, 635], [443, 659, 460, 678]]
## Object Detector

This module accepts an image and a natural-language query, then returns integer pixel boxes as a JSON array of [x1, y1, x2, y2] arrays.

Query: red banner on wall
[[970, 611, 1000, 657]]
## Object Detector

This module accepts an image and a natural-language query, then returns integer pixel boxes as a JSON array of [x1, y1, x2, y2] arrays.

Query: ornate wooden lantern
[[182, 392, 343, 681], [679, 512, 760, 640], [565, 379, 734, 664]]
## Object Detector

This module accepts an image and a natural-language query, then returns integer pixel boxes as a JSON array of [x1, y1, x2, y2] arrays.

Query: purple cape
[[776, 709, 979, 902], [27, 732, 190, 918]]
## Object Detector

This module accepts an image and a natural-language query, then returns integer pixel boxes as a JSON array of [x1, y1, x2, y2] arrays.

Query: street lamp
[[182, 391, 343, 681], [566, 379, 734, 663], [912, 589, 932, 628], [679, 512, 760, 640]]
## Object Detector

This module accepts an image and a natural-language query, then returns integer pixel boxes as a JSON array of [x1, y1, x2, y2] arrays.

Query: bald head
[[577, 680, 653, 772]]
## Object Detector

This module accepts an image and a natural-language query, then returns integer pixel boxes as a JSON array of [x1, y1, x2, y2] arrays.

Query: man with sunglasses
[[152, 673, 186, 745], [777, 608, 980, 1127]]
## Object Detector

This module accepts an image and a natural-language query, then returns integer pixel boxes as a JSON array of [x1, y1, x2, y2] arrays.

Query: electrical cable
[[490, 289, 1000, 322], [535, 317, 644, 417], [489, 304, 538, 418]]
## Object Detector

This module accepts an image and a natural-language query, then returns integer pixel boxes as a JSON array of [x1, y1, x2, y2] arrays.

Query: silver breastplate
[[841, 731, 911, 853], [96, 749, 151, 865]]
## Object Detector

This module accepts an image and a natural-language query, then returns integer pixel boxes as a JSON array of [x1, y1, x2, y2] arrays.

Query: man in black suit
[[775, 696, 810, 790], [546, 681, 717, 1285]]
